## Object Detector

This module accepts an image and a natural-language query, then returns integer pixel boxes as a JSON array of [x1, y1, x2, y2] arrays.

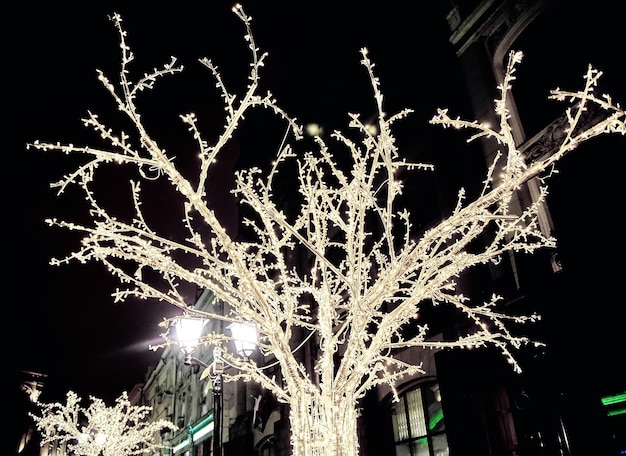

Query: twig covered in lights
[[30, 391, 177, 456], [28, 4, 625, 455]]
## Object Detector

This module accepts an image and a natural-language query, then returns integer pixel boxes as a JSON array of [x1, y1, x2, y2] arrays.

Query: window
[[391, 381, 449, 456]]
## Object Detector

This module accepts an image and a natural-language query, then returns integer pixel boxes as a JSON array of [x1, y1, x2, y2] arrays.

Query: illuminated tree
[[30, 391, 177, 456], [28, 5, 624, 456]]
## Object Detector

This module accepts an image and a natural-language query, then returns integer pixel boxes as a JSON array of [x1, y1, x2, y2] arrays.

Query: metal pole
[[212, 348, 223, 456], [213, 375, 222, 456]]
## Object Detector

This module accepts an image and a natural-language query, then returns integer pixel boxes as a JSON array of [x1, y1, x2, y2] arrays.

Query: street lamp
[[175, 317, 207, 365], [174, 317, 258, 456], [226, 321, 258, 361]]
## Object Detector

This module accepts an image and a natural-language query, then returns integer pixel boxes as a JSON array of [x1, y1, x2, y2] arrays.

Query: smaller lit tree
[[30, 390, 177, 456]]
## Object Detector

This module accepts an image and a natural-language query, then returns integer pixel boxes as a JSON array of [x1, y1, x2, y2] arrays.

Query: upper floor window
[[391, 381, 449, 456]]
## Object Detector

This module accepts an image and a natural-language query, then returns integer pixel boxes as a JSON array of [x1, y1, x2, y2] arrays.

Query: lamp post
[[175, 317, 258, 456], [211, 347, 223, 456]]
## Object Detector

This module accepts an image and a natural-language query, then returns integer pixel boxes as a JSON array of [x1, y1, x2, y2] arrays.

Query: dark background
[[8, 1, 459, 403], [8, 0, 624, 409]]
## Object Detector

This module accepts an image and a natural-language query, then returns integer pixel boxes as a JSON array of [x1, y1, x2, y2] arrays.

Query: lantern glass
[[175, 317, 206, 352], [227, 321, 257, 359]]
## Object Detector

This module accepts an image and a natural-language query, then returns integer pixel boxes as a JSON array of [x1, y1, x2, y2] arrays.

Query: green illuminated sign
[[601, 391, 626, 417]]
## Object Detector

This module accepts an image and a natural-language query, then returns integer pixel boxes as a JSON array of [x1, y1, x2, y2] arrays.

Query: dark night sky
[[8, 1, 624, 404]]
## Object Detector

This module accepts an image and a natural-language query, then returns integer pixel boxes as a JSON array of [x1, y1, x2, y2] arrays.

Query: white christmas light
[[28, 6, 625, 456], [31, 391, 177, 456]]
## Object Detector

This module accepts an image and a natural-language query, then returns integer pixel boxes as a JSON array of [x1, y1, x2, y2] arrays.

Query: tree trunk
[[288, 391, 359, 456]]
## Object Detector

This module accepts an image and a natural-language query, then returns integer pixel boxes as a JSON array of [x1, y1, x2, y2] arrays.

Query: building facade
[[143, 289, 279, 456], [437, 1, 624, 454]]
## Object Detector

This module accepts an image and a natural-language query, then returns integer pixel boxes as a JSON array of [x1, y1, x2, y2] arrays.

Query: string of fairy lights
[[28, 4, 624, 455]]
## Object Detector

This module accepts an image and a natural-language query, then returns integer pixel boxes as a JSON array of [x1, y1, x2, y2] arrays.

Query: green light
[[173, 438, 190, 453], [607, 407, 626, 417], [429, 409, 444, 430], [601, 392, 626, 407], [190, 413, 214, 435]]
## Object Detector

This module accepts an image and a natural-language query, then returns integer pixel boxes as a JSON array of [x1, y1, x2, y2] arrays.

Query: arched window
[[391, 381, 448, 456]]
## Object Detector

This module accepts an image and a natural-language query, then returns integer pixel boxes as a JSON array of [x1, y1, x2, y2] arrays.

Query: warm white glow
[[94, 432, 107, 447], [305, 123, 323, 136], [175, 317, 206, 352], [28, 6, 625, 456], [31, 391, 177, 456], [227, 321, 258, 359]]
